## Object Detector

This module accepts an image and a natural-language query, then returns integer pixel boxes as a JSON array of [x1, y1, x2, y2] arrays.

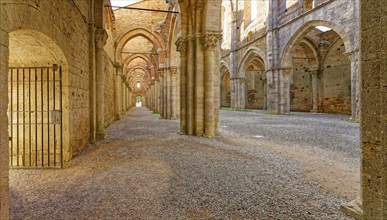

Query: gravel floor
[[10, 107, 359, 219]]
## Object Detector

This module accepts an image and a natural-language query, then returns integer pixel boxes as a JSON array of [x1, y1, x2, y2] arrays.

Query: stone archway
[[115, 28, 165, 64], [234, 47, 267, 110], [220, 63, 231, 108], [280, 20, 359, 119], [8, 29, 70, 167]]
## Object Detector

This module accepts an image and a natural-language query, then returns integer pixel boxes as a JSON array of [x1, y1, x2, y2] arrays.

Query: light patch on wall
[[111, 0, 143, 9], [315, 26, 331, 32]]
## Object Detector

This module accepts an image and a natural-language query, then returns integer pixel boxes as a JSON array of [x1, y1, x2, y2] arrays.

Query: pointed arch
[[238, 47, 266, 77], [115, 28, 165, 63], [281, 20, 353, 68]]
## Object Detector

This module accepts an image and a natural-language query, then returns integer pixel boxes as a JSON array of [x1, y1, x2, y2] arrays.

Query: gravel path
[[10, 107, 359, 219]]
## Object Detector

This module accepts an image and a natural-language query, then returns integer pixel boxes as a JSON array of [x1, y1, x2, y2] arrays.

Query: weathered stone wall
[[104, 26, 115, 127], [321, 37, 351, 115], [0, 9, 10, 218], [291, 46, 313, 112], [245, 69, 266, 109], [2, 0, 91, 158], [360, 0, 387, 218]]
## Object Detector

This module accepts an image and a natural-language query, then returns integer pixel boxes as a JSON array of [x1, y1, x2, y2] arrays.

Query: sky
[[110, 0, 142, 9]]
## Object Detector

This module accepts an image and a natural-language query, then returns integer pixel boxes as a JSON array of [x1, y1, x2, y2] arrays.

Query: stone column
[[127, 85, 131, 109], [350, 50, 360, 121], [95, 28, 108, 140], [155, 78, 160, 113], [230, 0, 240, 111], [186, 35, 194, 135], [311, 71, 319, 112], [0, 19, 10, 219], [151, 80, 155, 111], [263, 74, 268, 110], [279, 68, 291, 114], [231, 77, 245, 110], [170, 67, 178, 119], [266, 0, 282, 114], [121, 75, 127, 114], [114, 63, 122, 120], [158, 69, 164, 118], [351, 1, 386, 218], [164, 67, 171, 119], [176, 37, 187, 133], [202, 31, 222, 137]]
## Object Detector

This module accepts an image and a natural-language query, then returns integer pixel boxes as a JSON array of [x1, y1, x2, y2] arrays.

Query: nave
[[10, 107, 358, 219]]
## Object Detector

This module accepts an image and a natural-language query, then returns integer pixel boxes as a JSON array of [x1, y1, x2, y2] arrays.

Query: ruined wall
[[321, 37, 351, 115], [245, 69, 266, 109], [291, 46, 313, 112], [2, 0, 92, 158]]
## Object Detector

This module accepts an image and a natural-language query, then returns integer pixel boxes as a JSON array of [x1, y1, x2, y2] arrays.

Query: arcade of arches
[[0, 0, 385, 219]]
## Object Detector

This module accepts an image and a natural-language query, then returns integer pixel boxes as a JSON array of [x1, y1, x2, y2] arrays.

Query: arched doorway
[[8, 29, 69, 168], [221, 71, 231, 108], [244, 58, 266, 110]]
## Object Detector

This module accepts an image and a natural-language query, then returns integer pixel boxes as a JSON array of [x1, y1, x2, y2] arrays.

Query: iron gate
[[8, 65, 63, 168]]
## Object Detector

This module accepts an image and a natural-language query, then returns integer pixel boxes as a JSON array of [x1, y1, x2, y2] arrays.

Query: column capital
[[202, 30, 222, 50], [175, 37, 187, 53], [201, 30, 222, 50], [95, 28, 108, 49]]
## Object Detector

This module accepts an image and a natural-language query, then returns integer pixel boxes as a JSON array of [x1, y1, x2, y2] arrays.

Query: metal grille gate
[[8, 65, 63, 168]]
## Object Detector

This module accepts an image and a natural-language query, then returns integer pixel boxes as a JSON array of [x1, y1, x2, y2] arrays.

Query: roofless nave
[[0, 0, 385, 219]]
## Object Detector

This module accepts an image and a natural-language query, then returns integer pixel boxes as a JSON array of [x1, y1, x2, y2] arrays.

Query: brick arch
[[238, 47, 266, 78], [115, 28, 165, 63], [281, 20, 354, 68]]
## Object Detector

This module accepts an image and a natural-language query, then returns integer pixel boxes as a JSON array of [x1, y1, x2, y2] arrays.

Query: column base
[[310, 109, 319, 113], [340, 198, 363, 219], [115, 113, 121, 120], [178, 131, 186, 135], [96, 131, 107, 140]]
